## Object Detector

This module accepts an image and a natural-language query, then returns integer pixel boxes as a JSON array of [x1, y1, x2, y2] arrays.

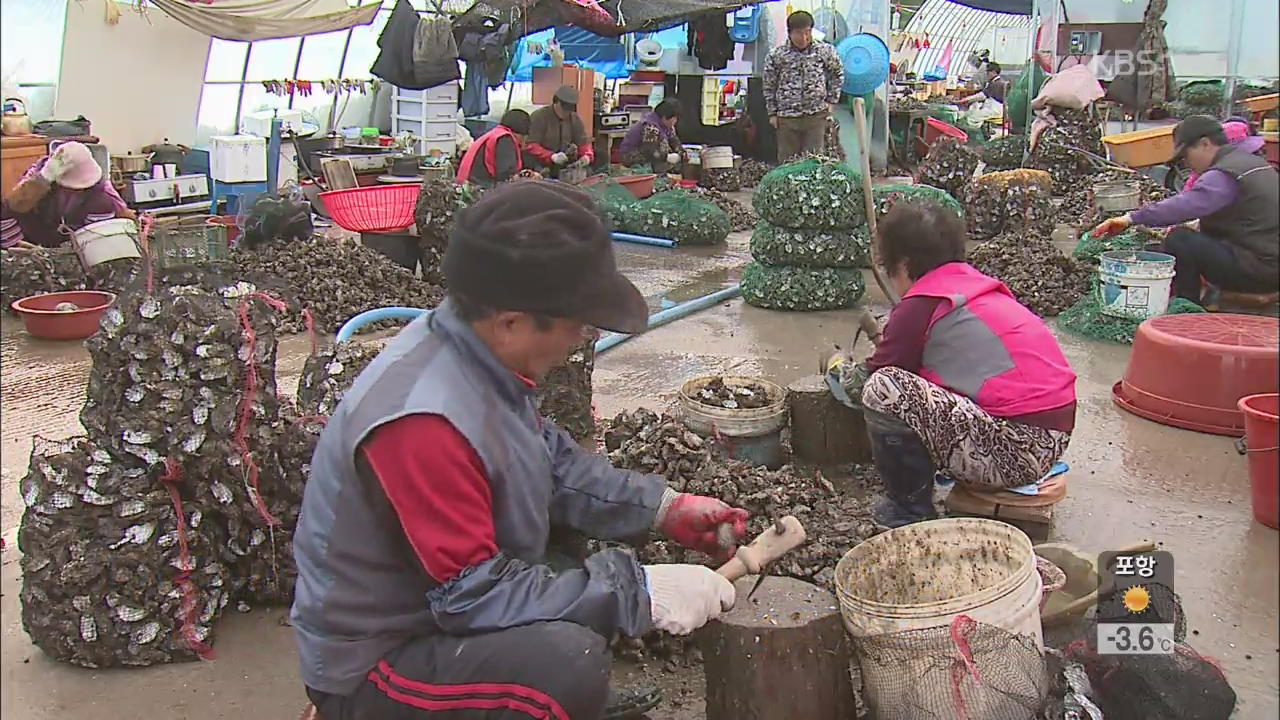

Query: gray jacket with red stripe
[[291, 300, 666, 694]]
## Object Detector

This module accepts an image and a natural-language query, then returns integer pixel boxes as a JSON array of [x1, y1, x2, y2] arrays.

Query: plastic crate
[[148, 215, 231, 268], [1101, 125, 1176, 168]]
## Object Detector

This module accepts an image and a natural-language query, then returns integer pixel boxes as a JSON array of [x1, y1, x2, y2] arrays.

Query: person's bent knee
[[528, 621, 610, 714], [1164, 227, 1195, 253], [860, 366, 915, 414]]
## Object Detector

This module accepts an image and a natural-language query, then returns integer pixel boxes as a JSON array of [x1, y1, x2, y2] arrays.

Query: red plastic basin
[[1239, 393, 1279, 529], [615, 173, 657, 199], [11, 290, 116, 341], [1113, 313, 1279, 436]]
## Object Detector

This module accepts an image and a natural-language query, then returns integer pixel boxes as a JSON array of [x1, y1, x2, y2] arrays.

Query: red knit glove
[[656, 492, 749, 560]]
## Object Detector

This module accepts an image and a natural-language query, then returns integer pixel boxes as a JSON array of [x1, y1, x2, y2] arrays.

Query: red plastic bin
[[11, 290, 116, 341], [1239, 394, 1279, 529], [1113, 314, 1279, 436], [924, 117, 968, 145], [319, 184, 421, 233]]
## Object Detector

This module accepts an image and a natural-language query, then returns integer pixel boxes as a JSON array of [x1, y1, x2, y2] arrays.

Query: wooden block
[[319, 158, 357, 190], [700, 576, 856, 720], [786, 373, 872, 465], [945, 485, 1054, 542]]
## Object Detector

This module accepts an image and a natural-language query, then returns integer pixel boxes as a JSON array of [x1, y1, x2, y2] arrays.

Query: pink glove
[[656, 492, 749, 560]]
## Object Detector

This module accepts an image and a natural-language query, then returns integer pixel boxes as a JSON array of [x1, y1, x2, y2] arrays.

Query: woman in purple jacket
[[619, 99, 686, 173], [829, 202, 1078, 527]]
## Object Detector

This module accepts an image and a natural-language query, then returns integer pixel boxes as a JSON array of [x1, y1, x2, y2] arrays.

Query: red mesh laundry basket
[[319, 184, 420, 233]]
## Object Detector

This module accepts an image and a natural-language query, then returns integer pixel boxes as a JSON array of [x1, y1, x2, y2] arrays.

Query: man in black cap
[[292, 181, 750, 719], [1093, 115, 1278, 303], [526, 84, 595, 176]]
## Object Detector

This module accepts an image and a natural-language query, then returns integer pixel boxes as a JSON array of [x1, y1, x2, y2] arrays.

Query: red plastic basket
[[319, 184, 420, 233]]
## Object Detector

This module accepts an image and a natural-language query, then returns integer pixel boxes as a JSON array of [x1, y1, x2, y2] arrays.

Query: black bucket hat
[[444, 181, 649, 334]]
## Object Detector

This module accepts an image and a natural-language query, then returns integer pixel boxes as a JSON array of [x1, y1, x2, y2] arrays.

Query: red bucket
[[1238, 393, 1279, 529]]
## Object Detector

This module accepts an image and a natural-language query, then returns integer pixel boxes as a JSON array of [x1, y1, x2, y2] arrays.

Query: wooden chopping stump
[[787, 373, 872, 465], [700, 576, 856, 720]]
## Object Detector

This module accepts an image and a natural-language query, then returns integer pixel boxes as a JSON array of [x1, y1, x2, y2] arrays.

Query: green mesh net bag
[[749, 223, 869, 268], [741, 262, 866, 311], [1006, 60, 1048, 130], [1058, 280, 1206, 344], [752, 157, 865, 230], [582, 178, 641, 230], [1072, 227, 1164, 265], [628, 192, 730, 246], [872, 184, 963, 221]]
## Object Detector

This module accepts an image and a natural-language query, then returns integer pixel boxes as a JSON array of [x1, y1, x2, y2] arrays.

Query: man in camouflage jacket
[[762, 11, 845, 162]]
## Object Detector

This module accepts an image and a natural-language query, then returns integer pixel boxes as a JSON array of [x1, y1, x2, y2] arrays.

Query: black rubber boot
[[865, 410, 938, 529], [603, 685, 662, 719]]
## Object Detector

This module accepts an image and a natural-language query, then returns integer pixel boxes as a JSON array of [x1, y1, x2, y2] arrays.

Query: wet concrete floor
[[1, 214, 1276, 718]]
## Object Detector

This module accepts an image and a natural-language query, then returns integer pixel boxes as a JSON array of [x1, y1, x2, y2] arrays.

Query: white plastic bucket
[[834, 518, 1044, 645], [1097, 249, 1175, 320], [701, 146, 734, 169], [677, 375, 788, 438], [71, 218, 141, 267]]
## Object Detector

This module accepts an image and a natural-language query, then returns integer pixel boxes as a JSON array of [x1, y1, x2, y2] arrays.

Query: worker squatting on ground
[[455, 109, 535, 187], [525, 85, 595, 177], [827, 202, 1078, 528], [291, 181, 750, 719], [761, 11, 845, 162], [0, 141, 136, 254], [618, 99, 687, 174], [1091, 115, 1280, 304]]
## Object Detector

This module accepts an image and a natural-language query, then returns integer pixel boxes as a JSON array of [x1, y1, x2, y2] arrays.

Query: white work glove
[[551, 152, 570, 166], [40, 147, 75, 184], [666, 152, 681, 165], [643, 564, 736, 636]]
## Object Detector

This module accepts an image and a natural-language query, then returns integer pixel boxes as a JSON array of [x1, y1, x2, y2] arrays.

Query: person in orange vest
[[456, 109, 531, 187]]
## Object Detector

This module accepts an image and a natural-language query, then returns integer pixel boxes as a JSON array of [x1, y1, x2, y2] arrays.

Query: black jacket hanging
[[371, 0, 461, 90], [687, 13, 735, 71]]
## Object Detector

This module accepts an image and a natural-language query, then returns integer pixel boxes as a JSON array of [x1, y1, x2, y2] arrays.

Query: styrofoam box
[[209, 135, 267, 183], [241, 109, 304, 137]]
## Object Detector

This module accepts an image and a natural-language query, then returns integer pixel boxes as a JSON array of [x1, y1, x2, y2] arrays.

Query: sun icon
[[1123, 585, 1151, 614]]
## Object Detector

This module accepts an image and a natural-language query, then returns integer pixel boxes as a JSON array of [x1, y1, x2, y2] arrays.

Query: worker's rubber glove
[[1091, 214, 1132, 238], [642, 564, 736, 635], [665, 152, 681, 165], [40, 147, 76, 185], [655, 489, 749, 559], [551, 151, 570, 166]]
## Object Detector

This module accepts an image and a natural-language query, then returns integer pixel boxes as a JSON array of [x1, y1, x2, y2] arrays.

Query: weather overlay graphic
[[1094, 550, 1177, 655]]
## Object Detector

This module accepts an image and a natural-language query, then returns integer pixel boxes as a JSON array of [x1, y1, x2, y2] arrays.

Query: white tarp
[[150, 0, 380, 42]]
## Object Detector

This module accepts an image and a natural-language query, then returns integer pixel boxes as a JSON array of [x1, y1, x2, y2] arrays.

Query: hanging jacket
[[371, 0, 460, 90], [456, 125, 522, 185], [903, 262, 1077, 419], [291, 301, 664, 695], [687, 13, 735, 71]]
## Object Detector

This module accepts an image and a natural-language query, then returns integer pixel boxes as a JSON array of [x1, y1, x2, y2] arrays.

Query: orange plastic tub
[[1238, 393, 1279, 529], [1102, 125, 1177, 168], [1113, 314, 1280, 435]]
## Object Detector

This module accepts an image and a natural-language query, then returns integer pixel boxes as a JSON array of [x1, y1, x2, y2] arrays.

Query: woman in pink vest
[[830, 202, 1077, 527], [456, 109, 531, 187]]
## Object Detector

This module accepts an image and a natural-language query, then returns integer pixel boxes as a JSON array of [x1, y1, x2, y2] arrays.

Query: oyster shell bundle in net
[[626, 192, 730, 246], [741, 262, 866, 312], [914, 138, 980, 201], [749, 223, 869, 269], [673, 186, 756, 231], [538, 338, 597, 445], [228, 236, 443, 334], [19, 437, 230, 668], [1027, 106, 1105, 192], [752, 156, 865, 230], [981, 134, 1029, 171], [296, 342, 383, 418], [871, 183, 963, 222], [967, 231, 1091, 317], [737, 159, 775, 188], [698, 166, 742, 192], [963, 168, 1056, 241]]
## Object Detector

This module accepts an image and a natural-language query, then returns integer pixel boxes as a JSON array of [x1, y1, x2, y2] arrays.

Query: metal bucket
[[1093, 181, 1141, 214]]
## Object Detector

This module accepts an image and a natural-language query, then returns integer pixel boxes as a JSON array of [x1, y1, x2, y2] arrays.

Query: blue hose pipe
[[595, 284, 741, 355], [336, 306, 426, 343], [611, 232, 676, 248]]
